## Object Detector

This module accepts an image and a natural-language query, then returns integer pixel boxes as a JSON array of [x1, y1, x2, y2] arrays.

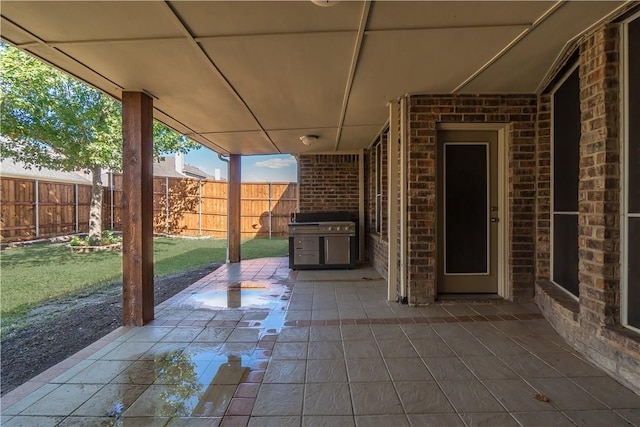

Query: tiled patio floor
[[2, 257, 639, 426]]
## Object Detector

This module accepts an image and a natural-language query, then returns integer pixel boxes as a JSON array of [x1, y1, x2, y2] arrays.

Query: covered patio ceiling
[[0, 1, 629, 156]]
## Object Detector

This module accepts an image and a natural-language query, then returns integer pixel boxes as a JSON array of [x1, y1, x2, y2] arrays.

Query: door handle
[[490, 217, 499, 223]]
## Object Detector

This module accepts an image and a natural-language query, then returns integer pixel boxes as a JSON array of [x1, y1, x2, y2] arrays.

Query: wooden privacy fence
[[1, 175, 297, 242]]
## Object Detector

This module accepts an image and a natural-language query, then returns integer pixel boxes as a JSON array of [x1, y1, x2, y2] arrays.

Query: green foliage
[[0, 237, 289, 319], [68, 230, 121, 247], [0, 43, 199, 172]]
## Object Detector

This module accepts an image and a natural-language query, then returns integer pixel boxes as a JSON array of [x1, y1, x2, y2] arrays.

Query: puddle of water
[[185, 282, 290, 310], [117, 348, 267, 418]]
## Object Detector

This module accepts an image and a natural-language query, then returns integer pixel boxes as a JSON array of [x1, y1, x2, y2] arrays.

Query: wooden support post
[[228, 154, 241, 263], [121, 91, 154, 326]]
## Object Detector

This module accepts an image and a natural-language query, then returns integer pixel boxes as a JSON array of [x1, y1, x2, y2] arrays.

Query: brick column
[[578, 25, 621, 327]]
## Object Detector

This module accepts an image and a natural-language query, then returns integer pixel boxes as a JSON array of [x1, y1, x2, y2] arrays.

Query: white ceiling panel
[[1, 1, 182, 42], [461, 1, 626, 93], [1, 1, 632, 155], [344, 25, 527, 126], [59, 40, 260, 133], [200, 131, 279, 155], [337, 125, 386, 151], [201, 32, 356, 129], [367, 1, 555, 30], [171, 1, 364, 36]]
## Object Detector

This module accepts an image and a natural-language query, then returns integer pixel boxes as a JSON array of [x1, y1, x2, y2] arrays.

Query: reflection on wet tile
[[350, 382, 403, 415], [113, 360, 158, 384], [227, 328, 261, 343], [126, 327, 173, 342], [253, 384, 304, 416], [21, 384, 103, 416], [1, 384, 61, 416], [193, 328, 233, 343], [304, 383, 352, 415], [166, 417, 222, 426], [2, 416, 64, 427], [72, 384, 147, 417], [161, 327, 205, 343], [102, 341, 156, 361], [395, 381, 454, 413]]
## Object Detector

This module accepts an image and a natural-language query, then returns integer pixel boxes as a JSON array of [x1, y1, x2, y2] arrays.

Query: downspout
[[218, 154, 231, 264]]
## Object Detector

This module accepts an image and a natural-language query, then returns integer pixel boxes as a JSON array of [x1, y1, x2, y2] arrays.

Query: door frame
[[437, 123, 509, 299]]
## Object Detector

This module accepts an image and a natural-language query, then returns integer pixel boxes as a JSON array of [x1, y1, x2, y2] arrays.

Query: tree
[[0, 44, 199, 244]]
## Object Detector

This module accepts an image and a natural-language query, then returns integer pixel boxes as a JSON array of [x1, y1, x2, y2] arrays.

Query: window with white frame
[[552, 64, 580, 297], [623, 12, 640, 331]]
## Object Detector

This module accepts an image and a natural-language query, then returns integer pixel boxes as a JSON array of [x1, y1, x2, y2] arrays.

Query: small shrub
[[69, 236, 88, 247], [101, 230, 120, 245]]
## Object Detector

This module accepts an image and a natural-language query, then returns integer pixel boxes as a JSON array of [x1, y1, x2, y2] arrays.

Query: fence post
[[165, 176, 170, 234], [198, 179, 203, 236], [75, 183, 79, 233], [110, 172, 115, 230], [268, 182, 273, 239], [34, 179, 40, 238]]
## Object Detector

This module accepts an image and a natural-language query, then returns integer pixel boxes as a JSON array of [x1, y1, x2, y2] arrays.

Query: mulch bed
[[0, 263, 221, 396]]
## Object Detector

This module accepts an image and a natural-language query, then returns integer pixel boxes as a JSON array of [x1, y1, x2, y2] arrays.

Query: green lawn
[[0, 237, 288, 318]]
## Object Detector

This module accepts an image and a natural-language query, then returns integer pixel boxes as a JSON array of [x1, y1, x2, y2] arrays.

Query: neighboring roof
[[153, 156, 212, 180], [0, 157, 91, 185], [182, 164, 210, 180]]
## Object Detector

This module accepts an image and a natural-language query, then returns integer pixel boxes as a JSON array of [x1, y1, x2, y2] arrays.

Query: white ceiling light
[[310, 0, 341, 7], [300, 135, 319, 146]]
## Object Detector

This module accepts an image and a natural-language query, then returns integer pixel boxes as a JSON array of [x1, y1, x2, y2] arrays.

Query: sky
[[184, 146, 297, 182]]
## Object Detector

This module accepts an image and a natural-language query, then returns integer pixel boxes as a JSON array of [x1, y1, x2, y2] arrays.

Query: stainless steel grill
[[288, 218, 356, 270]]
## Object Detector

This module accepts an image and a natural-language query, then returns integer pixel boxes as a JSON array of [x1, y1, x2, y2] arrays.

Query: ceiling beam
[[334, 0, 371, 152], [451, 0, 565, 94], [161, 1, 281, 154]]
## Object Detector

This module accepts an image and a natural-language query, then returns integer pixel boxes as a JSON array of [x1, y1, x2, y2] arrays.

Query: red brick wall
[[535, 25, 640, 394], [577, 26, 621, 328], [406, 95, 538, 304], [298, 154, 360, 218]]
